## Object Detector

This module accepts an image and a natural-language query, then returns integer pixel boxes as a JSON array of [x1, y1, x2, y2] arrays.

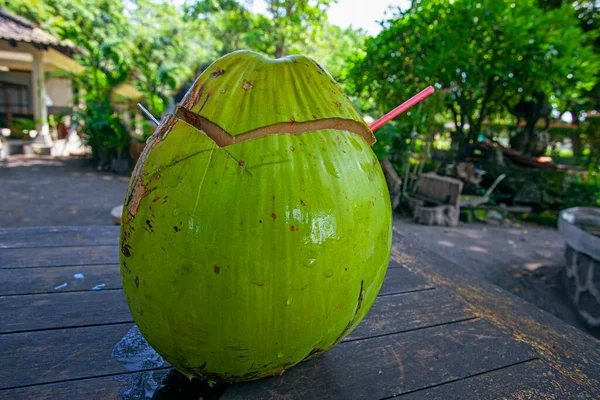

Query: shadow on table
[[151, 369, 229, 400]]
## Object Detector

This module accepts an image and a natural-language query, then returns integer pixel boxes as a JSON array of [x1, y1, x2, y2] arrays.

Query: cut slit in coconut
[[176, 106, 376, 147]]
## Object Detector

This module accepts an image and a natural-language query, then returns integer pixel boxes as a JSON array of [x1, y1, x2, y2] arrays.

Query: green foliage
[[181, 0, 366, 85], [352, 0, 600, 157], [5, 0, 368, 168], [183, 1, 254, 57], [563, 177, 600, 209], [493, 166, 600, 216], [7, 118, 35, 140], [184, 0, 332, 58], [258, 0, 333, 58], [6, 0, 600, 209], [129, 0, 207, 115], [5, 0, 135, 165], [581, 115, 600, 166], [304, 24, 367, 82], [539, 0, 600, 113], [521, 211, 559, 227], [2, 0, 51, 22], [78, 100, 130, 161], [4, 0, 204, 166]]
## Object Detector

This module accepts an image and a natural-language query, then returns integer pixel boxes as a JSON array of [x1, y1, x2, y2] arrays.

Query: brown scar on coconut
[[124, 115, 177, 217]]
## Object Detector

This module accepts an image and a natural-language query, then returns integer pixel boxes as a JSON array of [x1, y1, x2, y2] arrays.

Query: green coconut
[[120, 50, 392, 382]]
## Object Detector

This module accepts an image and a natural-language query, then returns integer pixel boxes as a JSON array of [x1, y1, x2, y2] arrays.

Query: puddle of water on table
[[112, 325, 165, 399], [112, 325, 230, 399]]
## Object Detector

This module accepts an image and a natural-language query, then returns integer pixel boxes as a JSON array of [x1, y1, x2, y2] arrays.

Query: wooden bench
[[407, 173, 463, 226], [0, 225, 598, 399]]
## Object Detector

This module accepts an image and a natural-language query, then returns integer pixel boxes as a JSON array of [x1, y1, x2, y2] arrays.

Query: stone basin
[[558, 207, 600, 327]]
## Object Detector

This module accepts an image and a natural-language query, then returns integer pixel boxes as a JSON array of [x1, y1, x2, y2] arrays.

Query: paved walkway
[[0, 156, 129, 227], [0, 156, 595, 337], [394, 219, 596, 336]]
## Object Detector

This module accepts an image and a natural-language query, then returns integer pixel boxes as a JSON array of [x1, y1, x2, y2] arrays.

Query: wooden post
[[31, 49, 51, 144], [134, 111, 143, 136]]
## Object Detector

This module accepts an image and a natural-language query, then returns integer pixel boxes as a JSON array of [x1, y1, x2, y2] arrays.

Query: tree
[[129, 0, 209, 115], [6, 0, 136, 163], [181, 0, 365, 95], [5, 0, 365, 164], [184, 0, 333, 58], [183, 0, 255, 56], [262, 0, 332, 58], [305, 24, 367, 82], [352, 0, 600, 157], [5, 0, 134, 96], [538, 0, 600, 157]]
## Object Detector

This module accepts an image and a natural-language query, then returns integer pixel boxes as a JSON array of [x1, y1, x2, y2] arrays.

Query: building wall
[[46, 77, 73, 108], [0, 71, 73, 112]]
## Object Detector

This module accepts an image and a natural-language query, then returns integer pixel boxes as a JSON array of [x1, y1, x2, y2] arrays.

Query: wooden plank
[[0, 247, 426, 273], [398, 359, 595, 400], [347, 288, 473, 341], [0, 226, 120, 249], [0, 369, 233, 400], [380, 261, 432, 295], [0, 290, 132, 334], [0, 264, 121, 296], [391, 226, 600, 397], [0, 287, 461, 341], [222, 319, 537, 400], [0, 370, 169, 400], [0, 324, 167, 390], [11, 360, 591, 400], [0, 262, 426, 297], [0, 245, 118, 268], [409, 193, 445, 206]]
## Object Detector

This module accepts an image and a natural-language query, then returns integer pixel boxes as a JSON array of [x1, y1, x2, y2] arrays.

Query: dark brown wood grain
[[222, 319, 537, 400], [1, 225, 598, 399], [391, 225, 600, 397], [398, 359, 595, 400], [0, 370, 170, 399], [347, 288, 473, 341], [0, 226, 120, 249], [0, 283, 459, 339], [379, 260, 433, 295], [0, 290, 132, 333], [0, 260, 422, 297], [0, 245, 119, 268], [0, 369, 236, 400], [0, 323, 168, 389], [0, 264, 121, 296]]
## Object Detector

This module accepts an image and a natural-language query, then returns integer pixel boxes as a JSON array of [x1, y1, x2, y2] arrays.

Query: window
[[0, 82, 32, 115]]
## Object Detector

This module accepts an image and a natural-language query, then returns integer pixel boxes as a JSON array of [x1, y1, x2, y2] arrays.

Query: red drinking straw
[[369, 86, 435, 132]]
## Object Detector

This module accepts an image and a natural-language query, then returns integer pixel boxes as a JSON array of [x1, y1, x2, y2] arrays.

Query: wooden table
[[1, 223, 599, 399]]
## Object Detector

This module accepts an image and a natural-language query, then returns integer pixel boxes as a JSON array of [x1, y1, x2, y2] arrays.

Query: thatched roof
[[0, 8, 76, 56]]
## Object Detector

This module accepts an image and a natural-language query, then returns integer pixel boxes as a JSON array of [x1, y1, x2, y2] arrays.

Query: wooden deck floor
[[0, 224, 598, 399]]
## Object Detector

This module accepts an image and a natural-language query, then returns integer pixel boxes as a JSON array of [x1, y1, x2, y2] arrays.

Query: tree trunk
[[380, 157, 402, 210], [450, 130, 467, 161], [508, 92, 551, 155], [523, 124, 535, 155], [274, 45, 284, 58], [273, 33, 286, 58], [571, 131, 583, 157]]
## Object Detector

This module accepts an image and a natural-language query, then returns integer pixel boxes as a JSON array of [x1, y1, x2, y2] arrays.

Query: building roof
[[0, 8, 76, 55], [0, 8, 142, 100]]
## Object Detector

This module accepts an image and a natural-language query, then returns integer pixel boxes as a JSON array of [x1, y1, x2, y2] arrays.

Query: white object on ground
[[112, 205, 123, 225]]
